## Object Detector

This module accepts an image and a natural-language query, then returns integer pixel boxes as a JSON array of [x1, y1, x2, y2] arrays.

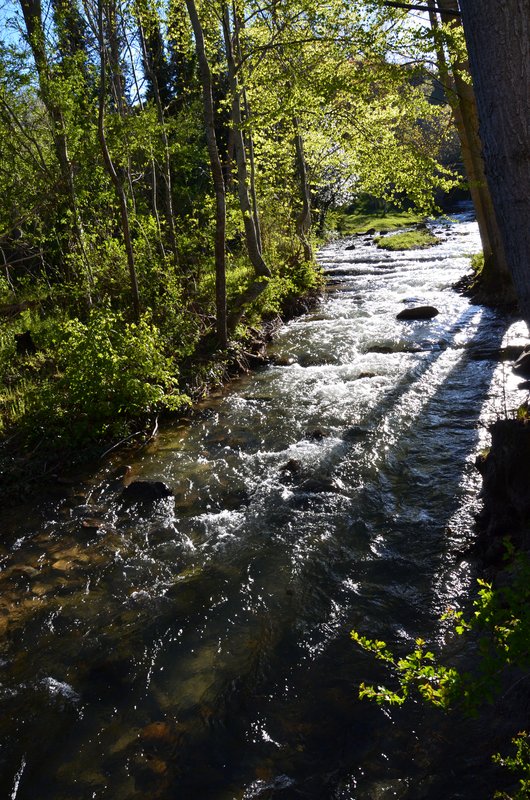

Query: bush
[[17, 307, 189, 443]]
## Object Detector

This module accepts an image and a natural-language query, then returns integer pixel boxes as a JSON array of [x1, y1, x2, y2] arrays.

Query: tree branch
[[383, 1, 460, 16]]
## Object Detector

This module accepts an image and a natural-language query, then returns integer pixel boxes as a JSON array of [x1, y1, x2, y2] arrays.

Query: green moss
[[374, 228, 441, 251], [470, 252, 485, 275]]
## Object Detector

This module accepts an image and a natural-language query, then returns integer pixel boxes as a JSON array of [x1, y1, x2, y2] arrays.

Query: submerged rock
[[81, 518, 107, 530], [140, 721, 179, 750], [396, 306, 439, 321], [299, 477, 340, 493], [304, 429, 327, 441], [342, 425, 370, 441], [279, 459, 302, 483]]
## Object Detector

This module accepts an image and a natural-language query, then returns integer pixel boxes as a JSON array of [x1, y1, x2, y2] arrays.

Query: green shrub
[[352, 552, 530, 798], [54, 307, 187, 423], [14, 307, 189, 443], [471, 252, 485, 275]]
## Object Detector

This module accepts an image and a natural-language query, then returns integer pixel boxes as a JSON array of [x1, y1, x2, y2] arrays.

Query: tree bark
[[222, 5, 270, 280], [233, 6, 262, 254], [19, 0, 92, 292], [431, 0, 514, 304], [293, 117, 313, 262], [458, 0, 530, 325], [137, 11, 179, 259], [185, 0, 228, 349]]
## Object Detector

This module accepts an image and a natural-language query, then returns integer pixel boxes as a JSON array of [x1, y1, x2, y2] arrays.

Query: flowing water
[[1, 206, 529, 800]]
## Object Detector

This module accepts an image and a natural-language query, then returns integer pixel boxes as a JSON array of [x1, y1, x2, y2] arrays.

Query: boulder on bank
[[15, 330, 37, 355], [396, 306, 439, 321], [475, 418, 530, 561], [512, 348, 530, 378]]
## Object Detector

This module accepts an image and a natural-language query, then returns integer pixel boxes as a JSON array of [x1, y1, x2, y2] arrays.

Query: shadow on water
[[0, 226, 521, 799], [216, 307, 512, 800]]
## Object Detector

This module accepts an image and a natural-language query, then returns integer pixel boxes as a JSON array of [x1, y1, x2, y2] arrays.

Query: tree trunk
[[185, 0, 228, 349], [233, 6, 262, 254], [293, 117, 313, 262], [222, 5, 270, 280], [431, 0, 514, 304], [97, 0, 141, 323], [19, 0, 93, 294], [137, 12, 179, 259], [458, 0, 530, 325]]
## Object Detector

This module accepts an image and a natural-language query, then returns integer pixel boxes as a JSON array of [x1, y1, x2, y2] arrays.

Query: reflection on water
[[1, 206, 528, 799]]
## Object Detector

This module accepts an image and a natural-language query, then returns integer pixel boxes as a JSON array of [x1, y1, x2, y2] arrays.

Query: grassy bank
[[375, 227, 441, 250], [332, 209, 426, 236]]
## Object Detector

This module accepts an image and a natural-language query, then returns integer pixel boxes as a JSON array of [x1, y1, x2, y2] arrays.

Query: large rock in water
[[120, 480, 173, 504], [396, 306, 439, 321]]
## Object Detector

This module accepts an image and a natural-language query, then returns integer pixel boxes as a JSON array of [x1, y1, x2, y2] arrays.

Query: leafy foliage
[[494, 733, 530, 800], [352, 552, 530, 797], [17, 308, 189, 444]]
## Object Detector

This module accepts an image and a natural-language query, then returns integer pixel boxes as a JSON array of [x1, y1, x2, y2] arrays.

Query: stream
[[1, 205, 529, 800]]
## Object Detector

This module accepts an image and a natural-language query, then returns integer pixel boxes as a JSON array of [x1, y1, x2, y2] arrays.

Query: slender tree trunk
[[293, 116, 313, 262], [458, 0, 530, 325], [430, 0, 514, 303], [185, 0, 228, 348], [19, 0, 93, 295], [222, 5, 270, 280], [233, 5, 262, 254], [137, 13, 179, 259], [97, 0, 141, 322]]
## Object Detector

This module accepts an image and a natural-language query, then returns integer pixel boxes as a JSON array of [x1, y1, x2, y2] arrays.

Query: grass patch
[[374, 228, 441, 251], [335, 210, 426, 236]]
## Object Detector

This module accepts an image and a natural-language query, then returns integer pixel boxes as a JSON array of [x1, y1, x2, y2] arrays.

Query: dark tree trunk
[[431, 0, 514, 304], [185, 0, 228, 349], [137, 12, 178, 259], [293, 117, 313, 262], [458, 0, 530, 324], [222, 5, 270, 280]]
